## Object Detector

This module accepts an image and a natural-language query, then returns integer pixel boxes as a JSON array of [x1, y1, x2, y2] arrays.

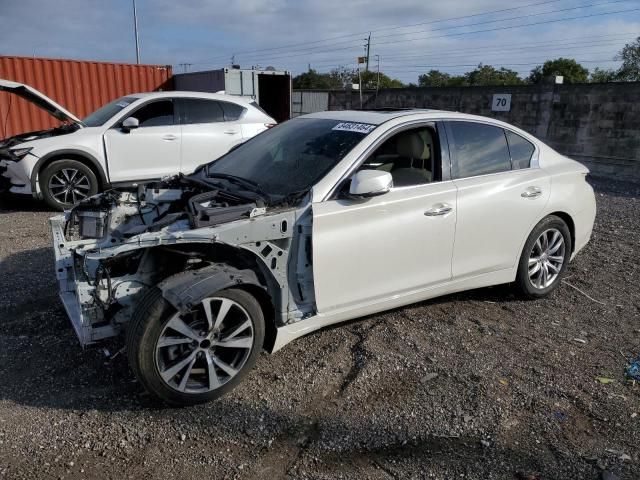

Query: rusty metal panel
[[0, 56, 173, 139]]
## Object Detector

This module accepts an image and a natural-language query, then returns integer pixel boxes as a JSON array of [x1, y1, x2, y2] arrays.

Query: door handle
[[162, 134, 178, 141], [224, 130, 239, 135], [521, 186, 542, 198], [424, 203, 453, 216]]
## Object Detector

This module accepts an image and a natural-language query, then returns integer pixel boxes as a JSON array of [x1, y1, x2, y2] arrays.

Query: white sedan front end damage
[[49, 180, 314, 349]]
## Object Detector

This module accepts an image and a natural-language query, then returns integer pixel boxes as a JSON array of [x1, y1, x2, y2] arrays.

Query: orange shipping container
[[0, 56, 173, 139]]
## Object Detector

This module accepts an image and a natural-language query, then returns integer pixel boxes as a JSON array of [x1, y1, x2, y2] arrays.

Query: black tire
[[126, 286, 265, 406], [40, 159, 99, 210], [515, 215, 572, 298]]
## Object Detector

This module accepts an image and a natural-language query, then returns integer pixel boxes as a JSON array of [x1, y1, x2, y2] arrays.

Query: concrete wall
[[320, 82, 640, 180]]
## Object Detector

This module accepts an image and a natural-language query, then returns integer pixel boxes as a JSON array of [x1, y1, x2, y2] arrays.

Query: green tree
[[328, 66, 356, 88], [590, 67, 617, 83], [615, 36, 640, 81], [355, 70, 405, 89], [465, 64, 523, 86], [418, 70, 453, 87], [528, 58, 589, 84], [292, 69, 341, 89]]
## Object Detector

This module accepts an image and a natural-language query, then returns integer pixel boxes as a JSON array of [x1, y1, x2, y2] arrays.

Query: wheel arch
[[32, 149, 109, 195], [151, 246, 281, 353], [547, 211, 576, 253]]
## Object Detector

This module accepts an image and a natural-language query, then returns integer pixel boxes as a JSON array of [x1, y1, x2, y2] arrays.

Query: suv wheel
[[126, 287, 265, 406], [40, 159, 99, 210], [515, 215, 572, 298]]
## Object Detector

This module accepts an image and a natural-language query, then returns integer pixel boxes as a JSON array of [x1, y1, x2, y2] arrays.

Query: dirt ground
[[0, 177, 638, 480]]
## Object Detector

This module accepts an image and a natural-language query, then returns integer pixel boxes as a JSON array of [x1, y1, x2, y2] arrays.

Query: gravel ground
[[0, 177, 638, 480]]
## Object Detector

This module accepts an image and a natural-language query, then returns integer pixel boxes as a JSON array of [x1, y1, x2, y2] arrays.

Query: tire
[[40, 159, 99, 210], [126, 286, 265, 406], [515, 215, 572, 299]]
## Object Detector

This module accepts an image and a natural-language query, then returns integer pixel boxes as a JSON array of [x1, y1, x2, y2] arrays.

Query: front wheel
[[515, 215, 572, 298], [126, 287, 265, 406], [40, 159, 99, 210]]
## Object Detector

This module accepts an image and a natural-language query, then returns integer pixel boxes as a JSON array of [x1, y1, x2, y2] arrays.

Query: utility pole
[[375, 55, 380, 92], [365, 32, 371, 72], [132, 0, 140, 64]]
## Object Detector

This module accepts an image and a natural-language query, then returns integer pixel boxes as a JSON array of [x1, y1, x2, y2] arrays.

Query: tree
[[418, 70, 454, 87], [355, 70, 405, 89], [292, 69, 341, 89], [528, 58, 589, 84], [590, 67, 617, 83], [615, 36, 640, 81], [465, 64, 523, 86]]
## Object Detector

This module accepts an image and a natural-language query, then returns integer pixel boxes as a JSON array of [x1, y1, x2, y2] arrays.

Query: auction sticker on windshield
[[332, 122, 376, 134]]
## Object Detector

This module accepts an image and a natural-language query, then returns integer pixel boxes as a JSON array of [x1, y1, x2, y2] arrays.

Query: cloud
[[1, 0, 638, 83]]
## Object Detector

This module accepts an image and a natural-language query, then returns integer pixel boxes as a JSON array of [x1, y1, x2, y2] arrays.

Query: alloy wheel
[[154, 297, 254, 393], [528, 228, 566, 289], [48, 168, 91, 205]]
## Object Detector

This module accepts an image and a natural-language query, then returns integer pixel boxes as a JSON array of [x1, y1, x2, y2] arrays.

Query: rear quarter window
[[506, 130, 535, 169], [221, 102, 246, 121], [447, 121, 511, 179]]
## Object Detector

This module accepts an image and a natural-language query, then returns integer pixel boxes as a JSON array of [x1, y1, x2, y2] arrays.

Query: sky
[[1, 0, 638, 83]]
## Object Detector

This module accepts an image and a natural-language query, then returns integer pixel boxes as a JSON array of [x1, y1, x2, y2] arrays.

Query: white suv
[[0, 80, 276, 209]]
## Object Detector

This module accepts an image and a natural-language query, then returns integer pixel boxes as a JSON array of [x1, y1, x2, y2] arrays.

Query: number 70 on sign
[[492, 94, 511, 112]]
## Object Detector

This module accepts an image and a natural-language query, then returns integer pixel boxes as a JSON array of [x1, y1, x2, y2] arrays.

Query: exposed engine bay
[[0, 124, 79, 156], [51, 174, 316, 348]]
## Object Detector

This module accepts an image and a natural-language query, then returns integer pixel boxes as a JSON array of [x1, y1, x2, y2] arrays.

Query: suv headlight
[[9, 147, 33, 160]]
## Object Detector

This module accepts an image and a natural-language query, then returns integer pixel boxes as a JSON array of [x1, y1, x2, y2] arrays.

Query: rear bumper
[[50, 215, 117, 346]]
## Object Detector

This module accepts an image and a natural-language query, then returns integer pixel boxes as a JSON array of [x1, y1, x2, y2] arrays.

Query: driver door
[[311, 123, 458, 313], [103, 99, 182, 182]]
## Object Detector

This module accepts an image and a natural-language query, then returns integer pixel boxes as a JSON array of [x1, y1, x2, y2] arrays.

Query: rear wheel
[[126, 287, 265, 406], [40, 159, 99, 210], [515, 215, 572, 298]]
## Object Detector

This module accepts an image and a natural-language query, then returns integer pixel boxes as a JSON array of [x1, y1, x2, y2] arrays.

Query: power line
[[187, 0, 567, 64], [371, 0, 632, 41], [193, 0, 634, 66], [381, 58, 619, 72], [217, 5, 639, 66], [370, 6, 640, 48], [306, 34, 636, 68]]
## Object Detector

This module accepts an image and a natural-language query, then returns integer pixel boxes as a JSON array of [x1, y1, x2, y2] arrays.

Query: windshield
[[203, 117, 374, 201], [83, 96, 138, 127]]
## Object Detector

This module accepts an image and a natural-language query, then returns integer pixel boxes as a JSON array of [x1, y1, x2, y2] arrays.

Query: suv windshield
[[83, 96, 138, 127], [202, 118, 374, 201]]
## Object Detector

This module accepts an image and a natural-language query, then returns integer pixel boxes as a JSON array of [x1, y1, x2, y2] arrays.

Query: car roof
[[127, 91, 255, 105], [302, 109, 449, 125]]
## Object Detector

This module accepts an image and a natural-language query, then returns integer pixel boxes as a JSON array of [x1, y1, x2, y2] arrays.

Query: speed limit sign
[[492, 94, 511, 112]]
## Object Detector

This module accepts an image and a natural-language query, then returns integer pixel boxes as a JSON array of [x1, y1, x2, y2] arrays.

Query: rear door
[[446, 120, 550, 278], [103, 99, 181, 182], [177, 98, 245, 174]]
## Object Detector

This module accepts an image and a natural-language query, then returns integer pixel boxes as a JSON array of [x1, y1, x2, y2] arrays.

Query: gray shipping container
[[174, 67, 292, 123], [292, 90, 330, 117]]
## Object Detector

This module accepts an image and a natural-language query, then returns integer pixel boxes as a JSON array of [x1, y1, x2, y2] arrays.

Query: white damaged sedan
[[51, 109, 596, 405]]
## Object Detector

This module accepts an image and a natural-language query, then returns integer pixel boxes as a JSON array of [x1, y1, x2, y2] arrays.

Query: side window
[[131, 100, 174, 127], [180, 99, 224, 124], [357, 126, 438, 188], [447, 121, 511, 179], [221, 101, 246, 121], [506, 130, 535, 169]]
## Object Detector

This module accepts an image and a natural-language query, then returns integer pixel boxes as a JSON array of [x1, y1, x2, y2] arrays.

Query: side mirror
[[121, 116, 139, 132], [348, 170, 393, 198]]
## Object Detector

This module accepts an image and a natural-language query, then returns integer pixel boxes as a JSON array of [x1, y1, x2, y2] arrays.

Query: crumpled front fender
[[158, 264, 265, 313]]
